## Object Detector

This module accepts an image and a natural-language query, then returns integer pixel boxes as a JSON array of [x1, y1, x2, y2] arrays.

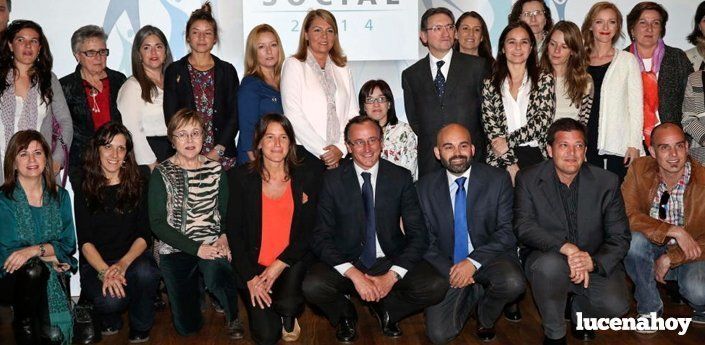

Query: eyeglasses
[[81, 49, 110, 57], [425, 24, 455, 33], [365, 96, 388, 104], [173, 129, 203, 142], [521, 10, 546, 18], [349, 137, 380, 147], [658, 191, 670, 220]]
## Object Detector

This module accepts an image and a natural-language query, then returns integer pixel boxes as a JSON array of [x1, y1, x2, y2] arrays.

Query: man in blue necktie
[[418, 124, 525, 344], [303, 116, 446, 343]]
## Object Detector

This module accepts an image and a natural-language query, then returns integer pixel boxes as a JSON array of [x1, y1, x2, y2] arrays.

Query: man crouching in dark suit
[[303, 116, 447, 343], [515, 119, 631, 345], [418, 124, 525, 344]]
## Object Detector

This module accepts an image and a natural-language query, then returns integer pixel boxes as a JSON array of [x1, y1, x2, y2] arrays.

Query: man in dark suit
[[418, 124, 525, 344], [402, 7, 488, 178], [515, 119, 631, 345], [303, 116, 446, 343]]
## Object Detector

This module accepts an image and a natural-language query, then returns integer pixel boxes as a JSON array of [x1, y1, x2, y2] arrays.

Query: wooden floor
[[1, 288, 703, 345]]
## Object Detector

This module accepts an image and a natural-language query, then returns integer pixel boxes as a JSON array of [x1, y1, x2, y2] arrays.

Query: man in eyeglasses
[[622, 122, 705, 328], [303, 116, 446, 343], [515, 119, 631, 345], [402, 7, 488, 179]]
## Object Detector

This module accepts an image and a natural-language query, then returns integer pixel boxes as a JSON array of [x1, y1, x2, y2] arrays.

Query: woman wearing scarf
[[0, 130, 77, 344], [0, 20, 72, 185], [626, 2, 692, 149], [281, 9, 359, 170]]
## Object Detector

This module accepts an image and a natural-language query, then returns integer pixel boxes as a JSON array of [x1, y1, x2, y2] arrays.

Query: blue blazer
[[417, 163, 517, 278], [236, 75, 283, 164]]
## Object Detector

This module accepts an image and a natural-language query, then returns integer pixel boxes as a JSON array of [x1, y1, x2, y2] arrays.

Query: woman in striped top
[[148, 109, 243, 338]]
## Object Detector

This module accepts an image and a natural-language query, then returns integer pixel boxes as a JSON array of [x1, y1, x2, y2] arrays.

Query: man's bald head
[[650, 122, 686, 146], [436, 123, 472, 148]]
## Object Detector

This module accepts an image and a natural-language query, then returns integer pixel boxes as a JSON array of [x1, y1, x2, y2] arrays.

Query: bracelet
[[97, 269, 107, 282], [38, 244, 46, 257]]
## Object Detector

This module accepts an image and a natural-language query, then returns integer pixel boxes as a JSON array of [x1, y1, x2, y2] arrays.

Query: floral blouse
[[382, 121, 418, 181]]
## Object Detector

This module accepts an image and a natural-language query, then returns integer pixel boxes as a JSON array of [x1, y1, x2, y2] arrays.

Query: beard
[[441, 154, 472, 174]]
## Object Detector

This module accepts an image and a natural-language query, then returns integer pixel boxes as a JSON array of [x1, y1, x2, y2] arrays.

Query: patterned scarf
[[0, 70, 41, 148], [305, 50, 340, 145], [12, 183, 73, 344], [630, 39, 665, 148]]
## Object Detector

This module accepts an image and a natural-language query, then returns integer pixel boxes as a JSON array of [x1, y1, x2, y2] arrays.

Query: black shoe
[[12, 317, 35, 345], [476, 325, 496, 342], [154, 294, 167, 311], [571, 323, 596, 341], [504, 303, 522, 322], [369, 304, 402, 337], [543, 336, 567, 345], [336, 318, 357, 343], [227, 318, 245, 339], [128, 330, 150, 343], [72, 303, 101, 344]]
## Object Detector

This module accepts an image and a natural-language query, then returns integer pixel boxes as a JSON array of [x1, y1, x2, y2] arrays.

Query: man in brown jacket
[[622, 123, 705, 329]]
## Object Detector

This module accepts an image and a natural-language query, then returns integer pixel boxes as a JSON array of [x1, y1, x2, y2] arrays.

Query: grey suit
[[418, 163, 525, 344], [514, 160, 631, 339], [402, 52, 488, 178]]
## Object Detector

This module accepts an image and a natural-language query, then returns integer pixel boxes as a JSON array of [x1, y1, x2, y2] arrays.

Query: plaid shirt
[[650, 162, 692, 226]]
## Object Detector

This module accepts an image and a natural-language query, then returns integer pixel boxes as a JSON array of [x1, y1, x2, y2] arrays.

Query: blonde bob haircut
[[581, 1, 624, 58], [244, 24, 285, 87], [293, 9, 347, 67]]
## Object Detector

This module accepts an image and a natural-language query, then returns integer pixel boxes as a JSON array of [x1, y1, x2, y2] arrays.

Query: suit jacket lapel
[[290, 169, 304, 236], [444, 52, 462, 102], [576, 166, 595, 241], [434, 170, 455, 254], [420, 54, 441, 106], [343, 162, 366, 237], [538, 161, 569, 229], [248, 173, 264, 243], [466, 165, 483, 247]]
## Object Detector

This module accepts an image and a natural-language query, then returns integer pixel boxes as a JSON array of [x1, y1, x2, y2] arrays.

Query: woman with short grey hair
[[59, 24, 126, 187]]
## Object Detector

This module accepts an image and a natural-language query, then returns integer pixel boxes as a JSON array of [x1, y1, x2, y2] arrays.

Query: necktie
[[360, 172, 377, 269], [435, 60, 446, 100], [453, 177, 469, 264]]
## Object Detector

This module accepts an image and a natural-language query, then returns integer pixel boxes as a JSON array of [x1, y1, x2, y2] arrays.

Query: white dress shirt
[[117, 77, 168, 165], [429, 49, 453, 81], [334, 161, 408, 278], [501, 74, 538, 147], [446, 168, 482, 269]]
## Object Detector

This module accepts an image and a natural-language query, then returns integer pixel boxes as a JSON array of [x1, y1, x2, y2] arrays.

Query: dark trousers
[[586, 150, 628, 181], [425, 256, 526, 344], [515, 146, 545, 169], [0, 258, 62, 344], [242, 260, 308, 345], [147, 136, 174, 163], [525, 251, 630, 339], [302, 259, 447, 326], [80, 253, 160, 332], [159, 252, 238, 335]]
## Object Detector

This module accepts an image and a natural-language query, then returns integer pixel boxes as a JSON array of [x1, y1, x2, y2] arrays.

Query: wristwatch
[[216, 147, 225, 157], [392, 271, 401, 281], [38, 244, 46, 257]]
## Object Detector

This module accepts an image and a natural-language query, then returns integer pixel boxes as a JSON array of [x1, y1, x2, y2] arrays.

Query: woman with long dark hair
[[0, 130, 76, 344], [118, 25, 173, 170], [74, 123, 159, 343], [454, 11, 494, 66], [482, 21, 554, 183], [0, 20, 72, 185], [163, 1, 239, 170], [686, 1, 705, 71], [228, 113, 318, 344]]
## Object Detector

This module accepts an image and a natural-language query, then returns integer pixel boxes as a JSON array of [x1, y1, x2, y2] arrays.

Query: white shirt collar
[[353, 160, 380, 181], [446, 166, 472, 189]]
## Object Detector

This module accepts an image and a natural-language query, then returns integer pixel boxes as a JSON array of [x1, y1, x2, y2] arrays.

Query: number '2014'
[[264, 0, 400, 5]]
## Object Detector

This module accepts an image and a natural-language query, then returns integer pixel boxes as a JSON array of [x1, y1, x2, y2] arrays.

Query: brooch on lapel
[[302, 192, 309, 204]]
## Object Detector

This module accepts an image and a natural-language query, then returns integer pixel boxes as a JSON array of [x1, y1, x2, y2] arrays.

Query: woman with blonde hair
[[581, 1, 643, 180], [237, 24, 285, 164], [540, 21, 593, 124], [281, 9, 358, 170]]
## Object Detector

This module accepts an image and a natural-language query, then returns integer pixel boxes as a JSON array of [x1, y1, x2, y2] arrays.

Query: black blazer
[[226, 146, 323, 283], [514, 160, 631, 276], [60, 65, 126, 183], [402, 52, 488, 177], [163, 55, 240, 157], [417, 163, 516, 278], [312, 159, 428, 271]]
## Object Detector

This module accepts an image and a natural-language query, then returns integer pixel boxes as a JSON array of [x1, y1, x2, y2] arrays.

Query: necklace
[[88, 86, 101, 113]]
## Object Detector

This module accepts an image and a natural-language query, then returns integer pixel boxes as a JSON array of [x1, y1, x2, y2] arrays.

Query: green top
[[0, 188, 77, 275], [148, 159, 229, 256]]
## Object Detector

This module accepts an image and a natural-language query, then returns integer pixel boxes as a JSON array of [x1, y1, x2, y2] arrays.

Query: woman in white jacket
[[581, 1, 643, 179], [281, 9, 358, 169]]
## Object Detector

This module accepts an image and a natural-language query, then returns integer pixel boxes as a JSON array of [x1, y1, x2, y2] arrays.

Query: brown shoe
[[281, 318, 301, 342]]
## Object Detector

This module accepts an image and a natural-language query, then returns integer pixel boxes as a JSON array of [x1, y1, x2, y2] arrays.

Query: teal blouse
[[0, 188, 77, 276]]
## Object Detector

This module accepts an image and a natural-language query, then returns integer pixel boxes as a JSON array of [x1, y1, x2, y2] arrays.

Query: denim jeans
[[80, 253, 160, 332], [625, 232, 705, 314]]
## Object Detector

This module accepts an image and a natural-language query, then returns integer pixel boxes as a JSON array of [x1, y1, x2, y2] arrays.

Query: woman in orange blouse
[[227, 113, 321, 344]]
